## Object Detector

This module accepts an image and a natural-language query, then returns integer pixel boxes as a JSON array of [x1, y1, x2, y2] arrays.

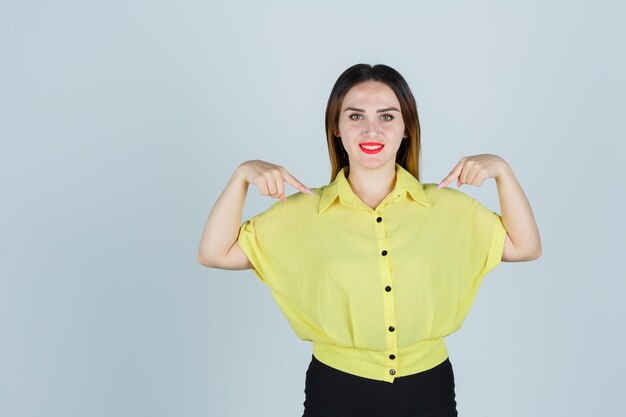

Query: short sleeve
[[443, 191, 508, 333], [237, 200, 297, 288], [236, 196, 331, 343], [466, 197, 507, 278]]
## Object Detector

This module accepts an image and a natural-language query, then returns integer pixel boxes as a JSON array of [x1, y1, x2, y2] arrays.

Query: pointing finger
[[438, 161, 464, 190], [282, 170, 314, 195]]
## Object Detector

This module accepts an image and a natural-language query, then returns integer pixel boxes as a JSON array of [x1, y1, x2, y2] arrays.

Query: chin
[[352, 157, 392, 169]]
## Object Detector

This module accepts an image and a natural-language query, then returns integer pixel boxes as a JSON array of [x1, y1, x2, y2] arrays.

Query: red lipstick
[[359, 142, 384, 154]]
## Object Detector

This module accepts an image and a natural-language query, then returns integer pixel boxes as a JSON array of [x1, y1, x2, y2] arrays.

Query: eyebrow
[[343, 106, 400, 113]]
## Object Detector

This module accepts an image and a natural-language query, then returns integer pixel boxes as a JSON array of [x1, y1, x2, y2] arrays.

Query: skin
[[438, 154, 542, 261], [334, 80, 407, 210], [196, 160, 311, 269], [197, 81, 541, 269], [335, 80, 541, 262]]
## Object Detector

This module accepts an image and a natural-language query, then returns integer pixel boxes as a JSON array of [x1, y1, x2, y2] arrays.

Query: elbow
[[197, 251, 218, 268], [534, 247, 542, 260], [197, 254, 209, 267], [526, 244, 542, 261]]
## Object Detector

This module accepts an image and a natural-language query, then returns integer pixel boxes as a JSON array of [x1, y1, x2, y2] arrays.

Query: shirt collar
[[318, 162, 431, 215]]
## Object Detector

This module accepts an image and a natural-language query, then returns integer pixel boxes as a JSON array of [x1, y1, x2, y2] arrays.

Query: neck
[[346, 163, 397, 199]]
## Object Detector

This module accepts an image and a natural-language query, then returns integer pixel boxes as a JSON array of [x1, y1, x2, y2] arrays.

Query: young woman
[[197, 63, 541, 417]]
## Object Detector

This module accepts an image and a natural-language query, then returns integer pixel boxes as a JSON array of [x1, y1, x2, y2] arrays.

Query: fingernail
[[306, 188, 314, 195], [437, 182, 443, 190]]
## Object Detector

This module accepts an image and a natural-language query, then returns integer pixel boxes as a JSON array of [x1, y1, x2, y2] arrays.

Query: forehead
[[342, 81, 399, 108]]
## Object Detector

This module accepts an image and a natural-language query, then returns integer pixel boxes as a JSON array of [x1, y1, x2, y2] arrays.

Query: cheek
[[339, 123, 360, 136], [384, 124, 405, 136]]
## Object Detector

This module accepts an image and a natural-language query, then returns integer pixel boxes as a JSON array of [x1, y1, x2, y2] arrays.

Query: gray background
[[1, 1, 624, 416]]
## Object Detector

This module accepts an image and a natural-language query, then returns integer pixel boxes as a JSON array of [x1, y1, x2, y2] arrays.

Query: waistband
[[312, 337, 449, 384]]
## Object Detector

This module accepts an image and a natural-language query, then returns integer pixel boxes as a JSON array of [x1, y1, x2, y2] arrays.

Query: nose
[[363, 119, 381, 136]]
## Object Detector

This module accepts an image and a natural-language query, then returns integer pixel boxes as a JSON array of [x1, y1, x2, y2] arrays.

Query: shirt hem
[[312, 337, 449, 384]]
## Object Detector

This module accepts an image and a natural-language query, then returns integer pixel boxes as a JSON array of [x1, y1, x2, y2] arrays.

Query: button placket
[[375, 211, 398, 380]]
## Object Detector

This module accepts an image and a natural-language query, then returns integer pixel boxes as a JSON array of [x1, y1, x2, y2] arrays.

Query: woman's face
[[334, 80, 406, 170]]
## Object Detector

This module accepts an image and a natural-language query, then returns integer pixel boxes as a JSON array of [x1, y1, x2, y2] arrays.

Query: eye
[[349, 113, 362, 120], [381, 114, 395, 121]]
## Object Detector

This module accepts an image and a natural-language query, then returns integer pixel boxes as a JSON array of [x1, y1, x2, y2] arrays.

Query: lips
[[359, 142, 384, 154]]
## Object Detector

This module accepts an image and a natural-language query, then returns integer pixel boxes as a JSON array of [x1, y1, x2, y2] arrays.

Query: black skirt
[[302, 354, 458, 417]]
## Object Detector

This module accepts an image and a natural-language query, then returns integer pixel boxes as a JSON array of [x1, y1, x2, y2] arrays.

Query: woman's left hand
[[437, 154, 510, 189]]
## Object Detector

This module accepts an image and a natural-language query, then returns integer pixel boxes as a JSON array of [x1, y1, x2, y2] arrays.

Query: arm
[[495, 164, 542, 261], [197, 160, 313, 269], [197, 164, 252, 270], [438, 154, 542, 262]]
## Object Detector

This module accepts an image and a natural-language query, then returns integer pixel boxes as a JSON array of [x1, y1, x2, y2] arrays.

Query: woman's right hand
[[237, 160, 314, 202]]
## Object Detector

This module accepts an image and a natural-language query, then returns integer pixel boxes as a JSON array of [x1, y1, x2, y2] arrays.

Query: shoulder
[[421, 183, 476, 211], [422, 184, 501, 236], [249, 187, 323, 224]]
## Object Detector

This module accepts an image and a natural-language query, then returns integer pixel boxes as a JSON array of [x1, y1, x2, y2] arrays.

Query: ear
[[334, 127, 340, 137]]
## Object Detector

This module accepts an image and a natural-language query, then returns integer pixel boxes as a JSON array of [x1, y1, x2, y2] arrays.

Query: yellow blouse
[[237, 162, 507, 383]]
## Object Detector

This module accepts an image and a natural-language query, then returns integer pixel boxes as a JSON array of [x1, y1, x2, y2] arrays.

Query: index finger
[[282, 169, 314, 195], [437, 161, 463, 190]]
